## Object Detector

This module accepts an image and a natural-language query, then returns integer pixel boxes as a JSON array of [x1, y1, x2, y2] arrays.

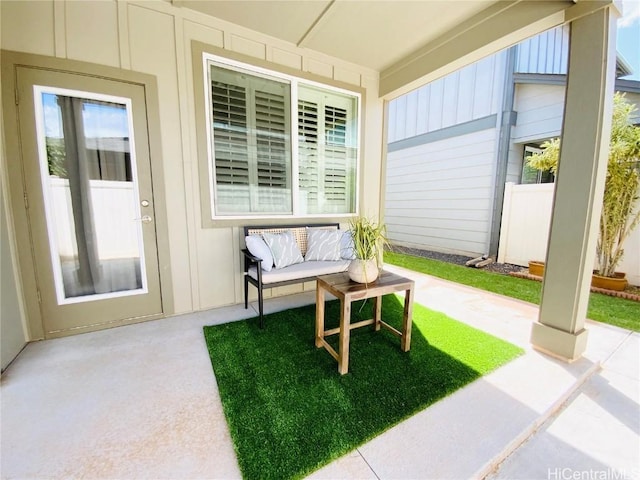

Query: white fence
[[50, 178, 141, 259], [498, 182, 640, 286]]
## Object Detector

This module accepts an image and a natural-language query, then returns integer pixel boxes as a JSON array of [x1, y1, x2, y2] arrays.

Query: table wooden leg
[[401, 287, 414, 352], [373, 295, 382, 331], [338, 298, 351, 374], [315, 284, 325, 348]]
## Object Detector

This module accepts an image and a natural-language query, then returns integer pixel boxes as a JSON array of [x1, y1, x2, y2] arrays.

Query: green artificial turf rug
[[203, 294, 523, 480]]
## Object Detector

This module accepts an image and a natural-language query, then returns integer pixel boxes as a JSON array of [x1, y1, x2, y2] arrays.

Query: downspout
[[488, 46, 518, 258]]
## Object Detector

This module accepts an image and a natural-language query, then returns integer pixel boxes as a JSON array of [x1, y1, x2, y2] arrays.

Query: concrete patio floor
[[1, 264, 638, 479]]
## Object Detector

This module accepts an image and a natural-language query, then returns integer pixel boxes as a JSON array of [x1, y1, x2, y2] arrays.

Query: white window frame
[[203, 53, 361, 220]]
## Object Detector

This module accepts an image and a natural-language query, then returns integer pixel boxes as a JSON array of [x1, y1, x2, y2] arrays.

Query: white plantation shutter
[[298, 99, 320, 209], [298, 86, 356, 214], [205, 58, 358, 218], [324, 105, 349, 206], [255, 90, 287, 188], [210, 65, 291, 214], [211, 81, 249, 185]]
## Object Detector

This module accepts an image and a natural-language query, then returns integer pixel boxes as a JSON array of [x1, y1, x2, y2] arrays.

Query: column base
[[530, 322, 589, 362]]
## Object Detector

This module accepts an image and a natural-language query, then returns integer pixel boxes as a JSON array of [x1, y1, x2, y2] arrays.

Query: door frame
[[2, 50, 174, 339]]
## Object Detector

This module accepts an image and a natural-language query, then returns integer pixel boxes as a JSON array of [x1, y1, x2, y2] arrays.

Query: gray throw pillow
[[262, 232, 304, 269], [305, 228, 342, 261]]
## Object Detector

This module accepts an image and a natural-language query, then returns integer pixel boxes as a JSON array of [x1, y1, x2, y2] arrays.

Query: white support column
[[530, 6, 618, 361]]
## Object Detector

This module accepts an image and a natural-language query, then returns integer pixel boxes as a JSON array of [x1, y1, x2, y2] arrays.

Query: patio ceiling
[[174, 0, 589, 97], [176, 0, 495, 71]]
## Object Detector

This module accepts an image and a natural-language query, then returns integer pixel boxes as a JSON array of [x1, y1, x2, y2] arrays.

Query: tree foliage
[[527, 92, 640, 277]]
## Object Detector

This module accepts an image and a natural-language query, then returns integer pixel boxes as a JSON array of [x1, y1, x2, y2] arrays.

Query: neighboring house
[[385, 25, 640, 259]]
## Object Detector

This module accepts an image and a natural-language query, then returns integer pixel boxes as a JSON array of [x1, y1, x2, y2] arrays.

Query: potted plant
[[528, 260, 545, 277], [527, 93, 640, 291], [347, 216, 388, 283]]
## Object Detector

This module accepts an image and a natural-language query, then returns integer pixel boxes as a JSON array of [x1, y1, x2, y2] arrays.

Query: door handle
[[134, 215, 153, 224]]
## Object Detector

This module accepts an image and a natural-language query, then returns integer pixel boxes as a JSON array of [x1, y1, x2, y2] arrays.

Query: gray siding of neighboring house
[[388, 53, 505, 142], [622, 91, 640, 123], [512, 85, 640, 145], [506, 143, 524, 184], [386, 128, 497, 256], [385, 23, 639, 258], [516, 25, 569, 75], [385, 53, 506, 256], [512, 83, 565, 143]]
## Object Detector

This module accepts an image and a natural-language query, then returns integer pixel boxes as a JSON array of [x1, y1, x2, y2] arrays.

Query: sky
[[43, 93, 128, 139], [618, 0, 640, 80]]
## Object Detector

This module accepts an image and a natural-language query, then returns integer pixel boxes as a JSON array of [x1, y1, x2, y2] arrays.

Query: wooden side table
[[315, 270, 415, 374]]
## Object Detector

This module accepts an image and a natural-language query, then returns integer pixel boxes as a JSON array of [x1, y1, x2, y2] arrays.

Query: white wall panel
[[66, 1, 120, 67], [442, 73, 458, 128], [0, 0, 55, 56], [416, 87, 429, 135], [427, 79, 444, 132], [516, 25, 569, 75], [404, 90, 418, 138], [473, 55, 496, 118], [506, 144, 523, 184], [385, 129, 497, 256], [457, 64, 475, 124], [394, 95, 407, 142], [512, 83, 565, 142], [272, 47, 303, 70], [127, 4, 195, 314], [229, 34, 266, 59]]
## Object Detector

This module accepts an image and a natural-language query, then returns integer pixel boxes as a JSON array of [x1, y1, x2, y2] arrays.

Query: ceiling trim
[[297, 0, 336, 47], [379, 0, 579, 99]]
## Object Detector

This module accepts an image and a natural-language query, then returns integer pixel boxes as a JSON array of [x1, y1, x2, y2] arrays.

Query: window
[[205, 56, 359, 218], [521, 145, 555, 184]]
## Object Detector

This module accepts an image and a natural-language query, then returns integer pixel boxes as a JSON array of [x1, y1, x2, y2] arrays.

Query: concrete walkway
[[1, 265, 638, 479]]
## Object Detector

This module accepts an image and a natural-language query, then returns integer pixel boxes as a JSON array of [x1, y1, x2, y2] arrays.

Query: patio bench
[[243, 223, 352, 328]]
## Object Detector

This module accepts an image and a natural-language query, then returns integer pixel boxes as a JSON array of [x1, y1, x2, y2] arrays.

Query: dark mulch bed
[[390, 245, 525, 275]]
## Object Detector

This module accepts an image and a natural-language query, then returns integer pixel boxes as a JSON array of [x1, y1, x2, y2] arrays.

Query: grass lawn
[[204, 296, 522, 480], [385, 251, 640, 332]]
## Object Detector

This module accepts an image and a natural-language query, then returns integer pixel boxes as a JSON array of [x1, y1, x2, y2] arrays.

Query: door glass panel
[[35, 87, 147, 304]]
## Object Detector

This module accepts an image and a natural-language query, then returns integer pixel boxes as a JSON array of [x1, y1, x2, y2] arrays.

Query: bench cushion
[[249, 260, 350, 284]]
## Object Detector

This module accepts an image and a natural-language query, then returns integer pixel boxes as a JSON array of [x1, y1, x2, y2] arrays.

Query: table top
[[316, 269, 414, 300]]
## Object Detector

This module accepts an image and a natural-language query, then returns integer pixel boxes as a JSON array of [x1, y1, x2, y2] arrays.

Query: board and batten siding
[[385, 52, 506, 256], [387, 52, 505, 143], [385, 128, 497, 256], [1, 0, 382, 325], [515, 25, 569, 75]]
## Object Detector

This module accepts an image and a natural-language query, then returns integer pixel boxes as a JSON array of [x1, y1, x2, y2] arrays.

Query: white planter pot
[[348, 259, 379, 283]]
